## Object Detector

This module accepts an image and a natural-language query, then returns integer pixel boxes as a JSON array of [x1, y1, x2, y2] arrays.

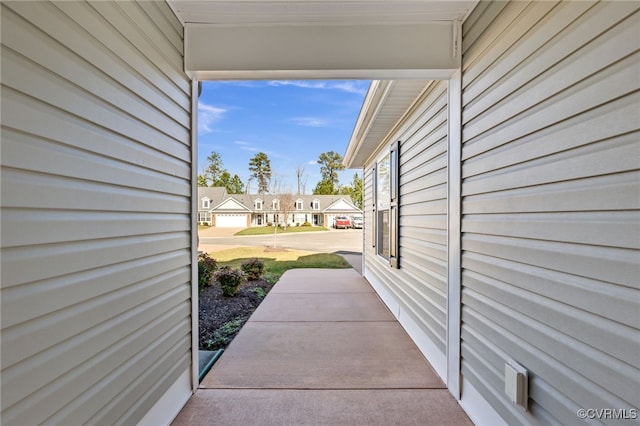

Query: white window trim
[[295, 199, 304, 211], [202, 198, 210, 209], [373, 141, 400, 268], [255, 199, 263, 211], [312, 199, 320, 210]]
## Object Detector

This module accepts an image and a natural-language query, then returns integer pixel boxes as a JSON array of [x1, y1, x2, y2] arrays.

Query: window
[[272, 199, 279, 210], [295, 199, 304, 210], [255, 199, 263, 210], [202, 198, 210, 209], [374, 141, 400, 268], [198, 212, 211, 223], [312, 199, 320, 210]]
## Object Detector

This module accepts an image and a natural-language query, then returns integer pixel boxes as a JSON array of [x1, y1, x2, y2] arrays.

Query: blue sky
[[197, 80, 369, 193]]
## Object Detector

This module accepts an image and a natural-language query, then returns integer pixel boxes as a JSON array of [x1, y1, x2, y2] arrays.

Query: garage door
[[215, 214, 246, 228], [325, 214, 335, 227]]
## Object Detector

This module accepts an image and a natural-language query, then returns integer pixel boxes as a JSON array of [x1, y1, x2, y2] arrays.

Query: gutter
[[343, 80, 394, 168]]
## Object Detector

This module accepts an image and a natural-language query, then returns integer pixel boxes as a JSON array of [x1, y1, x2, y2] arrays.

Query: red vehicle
[[333, 216, 352, 229]]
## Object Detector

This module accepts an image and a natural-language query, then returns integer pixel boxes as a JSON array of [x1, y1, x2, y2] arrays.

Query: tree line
[[198, 150, 363, 209]]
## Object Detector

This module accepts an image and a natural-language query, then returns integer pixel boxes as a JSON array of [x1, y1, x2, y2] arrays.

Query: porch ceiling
[[166, 1, 478, 80]]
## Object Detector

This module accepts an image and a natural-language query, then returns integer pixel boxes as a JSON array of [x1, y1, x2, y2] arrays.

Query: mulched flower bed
[[199, 278, 274, 350]]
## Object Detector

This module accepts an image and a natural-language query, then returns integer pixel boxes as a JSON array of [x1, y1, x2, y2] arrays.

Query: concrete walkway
[[173, 269, 472, 426]]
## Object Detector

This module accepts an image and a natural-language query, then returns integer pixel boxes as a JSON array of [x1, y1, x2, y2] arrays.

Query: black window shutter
[[371, 164, 377, 249], [389, 141, 400, 268]]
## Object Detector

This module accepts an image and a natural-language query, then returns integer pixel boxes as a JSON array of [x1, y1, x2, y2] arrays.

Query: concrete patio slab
[[174, 269, 472, 426], [200, 321, 444, 389], [271, 268, 372, 293], [249, 292, 395, 322], [172, 389, 473, 426]]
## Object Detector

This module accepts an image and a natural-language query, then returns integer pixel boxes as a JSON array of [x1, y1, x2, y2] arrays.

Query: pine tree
[[248, 152, 272, 194]]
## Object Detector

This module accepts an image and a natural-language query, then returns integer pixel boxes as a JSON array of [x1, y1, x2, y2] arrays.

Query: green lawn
[[209, 246, 351, 284], [235, 225, 329, 236]]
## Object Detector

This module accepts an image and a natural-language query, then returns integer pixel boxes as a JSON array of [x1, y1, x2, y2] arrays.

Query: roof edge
[[343, 80, 394, 168]]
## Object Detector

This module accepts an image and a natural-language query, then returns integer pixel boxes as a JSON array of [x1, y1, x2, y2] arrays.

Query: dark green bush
[[241, 257, 265, 280], [301, 221, 312, 227], [198, 252, 218, 292], [215, 266, 246, 296]]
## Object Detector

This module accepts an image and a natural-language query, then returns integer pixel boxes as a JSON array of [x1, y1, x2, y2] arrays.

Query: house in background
[[1, 1, 637, 425], [196, 187, 228, 225], [196, 187, 361, 228]]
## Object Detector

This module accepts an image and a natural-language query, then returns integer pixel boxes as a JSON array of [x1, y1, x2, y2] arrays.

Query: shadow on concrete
[[334, 250, 362, 274]]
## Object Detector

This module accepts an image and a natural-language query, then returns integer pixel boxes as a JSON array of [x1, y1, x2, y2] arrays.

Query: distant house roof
[[211, 197, 252, 212], [324, 197, 360, 212], [197, 187, 361, 213], [198, 187, 228, 208]]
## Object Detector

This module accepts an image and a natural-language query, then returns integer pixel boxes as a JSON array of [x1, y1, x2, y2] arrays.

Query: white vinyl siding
[[1, 1, 192, 425], [364, 80, 449, 374], [461, 1, 640, 424]]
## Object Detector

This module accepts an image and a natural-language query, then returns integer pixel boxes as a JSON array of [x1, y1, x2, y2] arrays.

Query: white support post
[[447, 66, 462, 399], [190, 80, 200, 393]]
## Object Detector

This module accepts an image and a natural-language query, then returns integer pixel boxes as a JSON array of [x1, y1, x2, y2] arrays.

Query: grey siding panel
[[461, 1, 640, 424], [364, 81, 449, 357], [1, 1, 192, 425]]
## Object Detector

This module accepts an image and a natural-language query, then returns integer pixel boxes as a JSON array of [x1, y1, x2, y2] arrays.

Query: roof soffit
[[344, 79, 431, 168]]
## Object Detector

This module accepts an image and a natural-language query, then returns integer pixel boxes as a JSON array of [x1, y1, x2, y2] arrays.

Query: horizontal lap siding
[[1, 1, 192, 425], [364, 81, 448, 358], [461, 1, 640, 424]]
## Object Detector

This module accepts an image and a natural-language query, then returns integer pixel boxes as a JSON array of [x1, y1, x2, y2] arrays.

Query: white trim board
[[185, 22, 458, 80], [459, 377, 508, 426], [138, 369, 192, 426], [446, 68, 462, 400]]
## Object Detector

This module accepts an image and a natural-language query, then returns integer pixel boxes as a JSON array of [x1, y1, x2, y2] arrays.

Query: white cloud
[[332, 81, 368, 96], [198, 102, 226, 134], [268, 80, 368, 96], [268, 81, 326, 89], [234, 140, 258, 152], [294, 117, 328, 127], [307, 160, 318, 165]]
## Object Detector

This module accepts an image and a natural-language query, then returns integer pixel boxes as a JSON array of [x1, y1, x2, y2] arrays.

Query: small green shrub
[[267, 221, 273, 227], [215, 266, 246, 296], [250, 287, 267, 299], [301, 221, 312, 227], [264, 271, 280, 285], [295, 222, 300, 227], [241, 258, 265, 280], [198, 252, 218, 292], [205, 318, 244, 349]]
